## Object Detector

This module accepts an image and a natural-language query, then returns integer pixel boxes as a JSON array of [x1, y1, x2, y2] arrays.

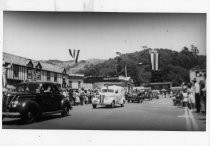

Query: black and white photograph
[[0, 0, 209, 146], [2, 11, 206, 131]]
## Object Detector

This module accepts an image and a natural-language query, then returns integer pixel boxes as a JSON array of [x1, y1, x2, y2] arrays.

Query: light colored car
[[92, 85, 126, 108]]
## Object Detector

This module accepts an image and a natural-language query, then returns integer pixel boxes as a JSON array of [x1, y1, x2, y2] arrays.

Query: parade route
[[2, 97, 206, 131]]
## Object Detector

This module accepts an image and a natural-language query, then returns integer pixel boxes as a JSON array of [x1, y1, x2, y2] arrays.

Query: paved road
[[2, 97, 205, 131]]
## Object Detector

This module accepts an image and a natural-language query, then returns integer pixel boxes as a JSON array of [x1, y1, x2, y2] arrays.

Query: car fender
[[61, 98, 71, 110], [19, 100, 42, 115], [105, 96, 114, 104], [119, 97, 125, 104]]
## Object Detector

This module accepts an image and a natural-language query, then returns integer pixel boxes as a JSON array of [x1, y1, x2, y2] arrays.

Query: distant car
[[143, 92, 153, 100], [2, 82, 72, 123], [127, 92, 143, 103], [151, 90, 159, 99], [92, 85, 126, 108]]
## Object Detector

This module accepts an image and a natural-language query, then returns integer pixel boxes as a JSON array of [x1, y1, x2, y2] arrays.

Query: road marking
[[179, 108, 199, 131], [184, 108, 192, 131], [188, 109, 199, 131]]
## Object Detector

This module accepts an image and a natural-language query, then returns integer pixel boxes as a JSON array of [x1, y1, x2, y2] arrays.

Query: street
[[2, 97, 205, 131]]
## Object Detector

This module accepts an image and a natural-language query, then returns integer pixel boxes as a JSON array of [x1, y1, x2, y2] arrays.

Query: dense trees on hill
[[77, 47, 206, 86]]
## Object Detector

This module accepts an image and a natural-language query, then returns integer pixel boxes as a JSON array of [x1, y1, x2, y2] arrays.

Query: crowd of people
[[61, 88, 100, 106], [172, 77, 206, 114]]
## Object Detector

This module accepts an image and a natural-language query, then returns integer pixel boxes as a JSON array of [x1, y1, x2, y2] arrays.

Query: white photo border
[[0, 0, 209, 146]]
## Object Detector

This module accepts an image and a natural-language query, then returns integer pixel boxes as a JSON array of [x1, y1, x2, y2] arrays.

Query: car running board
[[42, 110, 63, 116]]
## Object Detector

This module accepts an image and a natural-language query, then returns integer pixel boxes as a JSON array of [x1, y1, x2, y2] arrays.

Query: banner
[[69, 49, 80, 63], [149, 49, 159, 71]]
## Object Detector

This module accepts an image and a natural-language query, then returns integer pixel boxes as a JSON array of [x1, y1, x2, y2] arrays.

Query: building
[[149, 82, 172, 91], [3, 52, 84, 89], [189, 67, 206, 84], [68, 74, 84, 89], [84, 75, 134, 92]]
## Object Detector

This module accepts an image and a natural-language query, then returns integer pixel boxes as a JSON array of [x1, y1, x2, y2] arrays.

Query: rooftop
[[3, 52, 66, 74]]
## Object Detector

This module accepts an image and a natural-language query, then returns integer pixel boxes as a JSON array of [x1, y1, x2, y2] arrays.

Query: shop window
[[78, 81, 81, 88], [13, 65, 19, 79], [69, 81, 72, 88], [62, 77, 66, 88], [54, 73, 57, 82], [27, 68, 33, 79], [36, 70, 41, 80], [47, 71, 50, 81]]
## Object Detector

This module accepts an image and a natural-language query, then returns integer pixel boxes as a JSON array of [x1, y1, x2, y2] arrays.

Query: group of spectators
[[172, 77, 206, 114], [62, 88, 99, 106]]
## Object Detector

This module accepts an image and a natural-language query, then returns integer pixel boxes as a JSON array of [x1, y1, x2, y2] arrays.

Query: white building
[[189, 67, 206, 83]]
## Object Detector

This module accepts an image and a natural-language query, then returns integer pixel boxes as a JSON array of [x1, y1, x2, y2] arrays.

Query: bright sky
[[3, 12, 206, 61]]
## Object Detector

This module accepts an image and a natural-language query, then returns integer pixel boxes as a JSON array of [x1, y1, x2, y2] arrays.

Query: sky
[[3, 12, 206, 61]]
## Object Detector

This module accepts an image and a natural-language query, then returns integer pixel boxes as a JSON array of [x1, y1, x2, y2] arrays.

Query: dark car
[[127, 92, 143, 103], [142, 92, 153, 100], [2, 82, 72, 123]]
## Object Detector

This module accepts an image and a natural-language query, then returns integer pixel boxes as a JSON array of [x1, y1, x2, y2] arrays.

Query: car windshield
[[101, 89, 114, 93], [16, 83, 41, 93]]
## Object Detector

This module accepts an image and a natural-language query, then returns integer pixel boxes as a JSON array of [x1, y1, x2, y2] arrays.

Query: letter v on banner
[[69, 49, 80, 63]]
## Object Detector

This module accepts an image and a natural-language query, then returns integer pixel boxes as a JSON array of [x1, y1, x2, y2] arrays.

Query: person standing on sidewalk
[[187, 83, 195, 111], [192, 78, 200, 113], [200, 80, 206, 114]]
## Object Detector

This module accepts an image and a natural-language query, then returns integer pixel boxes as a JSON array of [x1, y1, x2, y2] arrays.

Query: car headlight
[[11, 100, 19, 108]]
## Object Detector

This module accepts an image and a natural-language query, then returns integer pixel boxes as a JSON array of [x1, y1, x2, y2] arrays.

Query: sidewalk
[[191, 111, 206, 131]]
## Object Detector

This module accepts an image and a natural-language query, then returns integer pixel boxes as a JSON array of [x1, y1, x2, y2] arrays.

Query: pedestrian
[[84, 90, 88, 105], [62, 89, 67, 98], [192, 78, 200, 113], [187, 83, 195, 111], [200, 80, 206, 114], [75, 91, 80, 106], [79, 89, 85, 105], [182, 89, 188, 108], [87, 89, 91, 104], [68, 89, 72, 105]]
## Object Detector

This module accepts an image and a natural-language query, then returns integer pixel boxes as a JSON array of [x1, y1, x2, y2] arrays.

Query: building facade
[[84, 76, 134, 92], [68, 74, 84, 89], [189, 68, 206, 84], [3, 52, 84, 89]]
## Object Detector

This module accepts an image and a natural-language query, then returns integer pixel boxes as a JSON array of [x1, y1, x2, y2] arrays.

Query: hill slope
[[77, 48, 206, 86], [41, 58, 105, 74]]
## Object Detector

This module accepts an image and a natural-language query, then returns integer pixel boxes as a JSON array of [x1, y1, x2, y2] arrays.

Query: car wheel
[[121, 100, 125, 107], [111, 101, 115, 108], [61, 104, 70, 117], [92, 104, 97, 109], [22, 108, 38, 123]]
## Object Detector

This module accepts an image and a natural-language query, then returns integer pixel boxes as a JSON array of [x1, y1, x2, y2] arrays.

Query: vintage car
[[142, 92, 153, 100], [151, 90, 160, 99], [92, 85, 126, 108], [127, 91, 144, 103], [2, 82, 71, 123]]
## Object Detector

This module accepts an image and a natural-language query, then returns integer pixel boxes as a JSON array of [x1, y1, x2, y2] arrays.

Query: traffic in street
[[2, 96, 205, 131]]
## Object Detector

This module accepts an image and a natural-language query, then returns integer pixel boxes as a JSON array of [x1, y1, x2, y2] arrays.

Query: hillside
[[77, 48, 206, 86], [41, 58, 105, 74]]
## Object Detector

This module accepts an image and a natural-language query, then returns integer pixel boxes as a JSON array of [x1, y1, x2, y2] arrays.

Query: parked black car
[[2, 82, 72, 123]]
